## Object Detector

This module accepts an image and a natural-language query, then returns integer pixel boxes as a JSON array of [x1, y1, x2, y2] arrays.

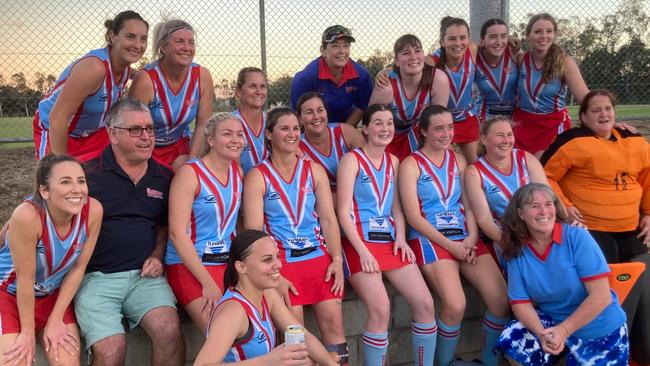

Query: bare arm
[[430, 68, 450, 106], [464, 165, 502, 243], [190, 67, 215, 159], [563, 56, 589, 103], [343, 108, 364, 128], [242, 168, 266, 230], [340, 123, 366, 150], [368, 80, 394, 106], [127, 70, 155, 105]]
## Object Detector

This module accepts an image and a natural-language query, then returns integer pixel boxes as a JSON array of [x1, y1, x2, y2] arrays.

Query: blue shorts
[[496, 311, 628, 365]]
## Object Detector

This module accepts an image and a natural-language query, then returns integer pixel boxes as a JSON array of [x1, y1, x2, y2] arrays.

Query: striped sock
[[411, 320, 437, 366], [362, 330, 389, 366], [435, 318, 461, 366], [481, 312, 510, 366]]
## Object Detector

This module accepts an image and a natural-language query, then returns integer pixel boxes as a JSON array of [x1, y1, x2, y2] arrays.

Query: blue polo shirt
[[84, 146, 172, 273], [507, 223, 626, 339], [291, 57, 372, 123]]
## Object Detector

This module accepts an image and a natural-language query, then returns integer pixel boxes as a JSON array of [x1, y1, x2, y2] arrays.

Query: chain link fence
[[1, 0, 648, 141]]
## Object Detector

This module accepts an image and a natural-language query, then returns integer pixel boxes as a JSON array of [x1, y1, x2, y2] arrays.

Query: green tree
[[267, 75, 292, 108], [357, 49, 393, 79]]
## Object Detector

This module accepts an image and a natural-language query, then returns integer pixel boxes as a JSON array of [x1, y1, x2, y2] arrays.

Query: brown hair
[[295, 92, 326, 117], [578, 89, 617, 125], [223, 230, 271, 289], [361, 103, 392, 127], [151, 19, 194, 59], [236, 67, 267, 90], [526, 13, 565, 83], [393, 34, 434, 92], [417, 105, 451, 148], [500, 183, 568, 260], [477, 116, 514, 156], [480, 18, 508, 39], [438, 17, 470, 69], [265, 107, 298, 152], [104, 10, 148, 46], [33, 154, 84, 208]]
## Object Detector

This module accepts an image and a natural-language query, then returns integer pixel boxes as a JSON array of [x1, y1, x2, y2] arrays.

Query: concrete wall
[[35, 281, 489, 365]]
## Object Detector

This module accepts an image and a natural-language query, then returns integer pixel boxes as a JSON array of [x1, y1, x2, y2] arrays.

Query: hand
[[200, 281, 223, 315], [566, 206, 585, 227], [374, 69, 390, 88], [43, 319, 79, 362], [358, 248, 380, 273], [325, 257, 344, 297], [393, 238, 415, 264], [637, 215, 650, 246], [614, 121, 639, 134], [539, 325, 568, 355], [276, 274, 299, 306], [141, 256, 163, 277], [508, 35, 522, 53], [448, 242, 471, 262], [2, 331, 35, 365], [264, 343, 309, 365]]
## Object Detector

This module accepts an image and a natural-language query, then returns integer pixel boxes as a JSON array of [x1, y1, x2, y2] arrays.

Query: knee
[[366, 297, 391, 326], [441, 297, 466, 324], [91, 337, 126, 366], [413, 294, 435, 320], [150, 317, 183, 346], [316, 309, 344, 336]]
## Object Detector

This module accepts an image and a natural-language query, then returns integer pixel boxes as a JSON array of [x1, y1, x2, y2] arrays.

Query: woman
[[512, 13, 589, 158], [399, 105, 509, 366], [129, 19, 214, 171], [0, 155, 102, 365], [495, 183, 628, 366], [291, 25, 373, 127], [475, 19, 519, 121], [243, 108, 348, 364], [541, 89, 650, 364], [34, 11, 148, 161], [297, 91, 365, 193], [465, 117, 548, 253], [166, 113, 244, 332], [232, 67, 269, 175], [369, 34, 449, 161], [194, 229, 337, 365], [336, 104, 436, 365]]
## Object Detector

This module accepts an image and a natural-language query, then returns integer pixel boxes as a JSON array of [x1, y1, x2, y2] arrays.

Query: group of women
[[1, 7, 646, 366]]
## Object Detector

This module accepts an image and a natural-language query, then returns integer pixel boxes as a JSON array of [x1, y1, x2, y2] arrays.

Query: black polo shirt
[[84, 146, 172, 273]]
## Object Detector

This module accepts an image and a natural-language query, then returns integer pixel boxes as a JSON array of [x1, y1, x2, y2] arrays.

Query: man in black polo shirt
[[75, 98, 185, 366]]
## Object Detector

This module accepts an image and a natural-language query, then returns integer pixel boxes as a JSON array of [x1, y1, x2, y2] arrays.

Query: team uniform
[[291, 57, 373, 124], [341, 148, 406, 276], [144, 61, 201, 166], [385, 70, 433, 161], [165, 159, 241, 306], [257, 158, 338, 305], [232, 109, 268, 175], [299, 123, 349, 189], [207, 288, 276, 362], [475, 48, 518, 121], [33, 48, 129, 161], [407, 150, 489, 264], [432, 48, 480, 143], [0, 198, 89, 334], [513, 52, 571, 153], [497, 223, 628, 366]]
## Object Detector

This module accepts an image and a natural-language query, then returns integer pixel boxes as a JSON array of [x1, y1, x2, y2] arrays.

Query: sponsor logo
[[98, 94, 109, 102], [151, 100, 164, 109], [421, 175, 434, 182], [360, 175, 372, 183], [345, 86, 357, 93], [267, 191, 280, 200], [257, 332, 268, 343], [243, 144, 252, 152], [147, 188, 164, 199], [487, 185, 501, 194], [204, 195, 218, 203], [617, 274, 631, 282]]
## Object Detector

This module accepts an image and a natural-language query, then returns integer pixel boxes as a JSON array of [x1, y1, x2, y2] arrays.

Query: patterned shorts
[[496, 311, 628, 365]]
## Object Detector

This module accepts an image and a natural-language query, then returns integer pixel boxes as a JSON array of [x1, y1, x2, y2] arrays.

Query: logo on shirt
[[487, 185, 501, 194], [204, 195, 218, 203], [267, 191, 280, 200], [147, 188, 164, 199], [257, 332, 268, 344], [421, 175, 434, 182], [345, 86, 358, 94], [360, 175, 372, 184], [150, 100, 164, 109], [98, 94, 109, 102], [243, 144, 252, 152]]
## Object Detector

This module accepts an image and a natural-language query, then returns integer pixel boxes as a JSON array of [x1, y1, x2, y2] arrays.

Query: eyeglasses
[[112, 125, 155, 138]]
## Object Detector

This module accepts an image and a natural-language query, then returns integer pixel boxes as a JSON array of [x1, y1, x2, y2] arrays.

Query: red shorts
[[452, 115, 480, 144], [409, 237, 490, 265], [0, 290, 76, 335], [280, 251, 341, 306], [341, 237, 409, 276], [165, 264, 226, 306], [512, 108, 571, 154], [33, 113, 108, 162], [152, 137, 191, 168], [387, 126, 420, 161]]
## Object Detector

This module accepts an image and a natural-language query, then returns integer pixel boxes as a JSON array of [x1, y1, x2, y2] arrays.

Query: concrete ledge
[[35, 280, 490, 365]]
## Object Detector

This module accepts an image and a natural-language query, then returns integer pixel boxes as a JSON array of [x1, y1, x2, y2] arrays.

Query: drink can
[[285, 324, 305, 345]]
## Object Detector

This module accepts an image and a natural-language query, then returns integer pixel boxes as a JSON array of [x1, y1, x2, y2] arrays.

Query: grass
[[1, 105, 650, 148]]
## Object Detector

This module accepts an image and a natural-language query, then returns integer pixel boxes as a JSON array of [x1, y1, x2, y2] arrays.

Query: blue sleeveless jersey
[[407, 150, 467, 241], [473, 149, 530, 220], [299, 124, 349, 189], [258, 158, 326, 262], [144, 61, 201, 147], [388, 70, 431, 135], [35, 48, 130, 137], [432, 48, 478, 122], [232, 109, 269, 174], [517, 52, 567, 113], [349, 149, 396, 243], [165, 159, 241, 266], [475, 48, 518, 120], [0, 198, 90, 296], [209, 288, 276, 362]]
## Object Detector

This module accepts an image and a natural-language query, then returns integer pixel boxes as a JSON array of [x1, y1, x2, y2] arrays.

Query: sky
[[0, 0, 645, 84]]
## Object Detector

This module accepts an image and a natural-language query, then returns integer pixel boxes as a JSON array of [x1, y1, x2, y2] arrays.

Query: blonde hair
[[151, 19, 194, 59], [200, 112, 239, 156]]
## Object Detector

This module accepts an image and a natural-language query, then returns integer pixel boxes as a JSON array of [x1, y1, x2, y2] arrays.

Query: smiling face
[[481, 120, 515, 160], [395, 43, 425, 76], [363, 110, 394, 147], [518, 189, 556, 237], [39, 161, 88, 216], [527, 19, 556, 53], [581, 95, 615, 139], [235, 71, 268, 110], [441, 24, 470, 61], [480, 23, 509, 58], [109, 109, 155, 163], [320, 39, 351, 69], [421, 112, 454, 151], [299, 96, 328, 135], [237, 236, 282, 290], [208, 118, 245, 160], [160, 28, 195, 66], [266, 113, 301, 154], [110, 19, 148, 65]]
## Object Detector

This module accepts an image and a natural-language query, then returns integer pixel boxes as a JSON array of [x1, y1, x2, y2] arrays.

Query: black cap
[[321, 25, 356, 45]]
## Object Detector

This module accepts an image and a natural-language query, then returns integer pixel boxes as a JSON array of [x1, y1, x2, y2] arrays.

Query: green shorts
[[74, 270, 176, 349]]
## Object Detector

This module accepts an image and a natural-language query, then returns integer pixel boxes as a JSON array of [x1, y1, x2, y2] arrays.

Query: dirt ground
[[1, 121, 649, 224]]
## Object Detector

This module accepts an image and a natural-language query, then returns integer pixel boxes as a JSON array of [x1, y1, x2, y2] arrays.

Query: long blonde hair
[[526, 13, 565, 83]]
